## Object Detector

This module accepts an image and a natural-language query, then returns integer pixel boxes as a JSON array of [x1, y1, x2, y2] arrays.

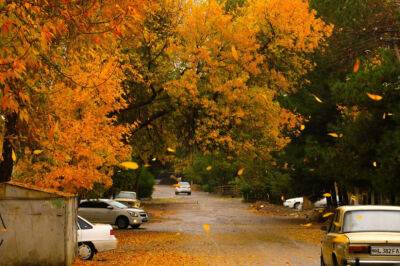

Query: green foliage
[[137, 168, 156, 198]]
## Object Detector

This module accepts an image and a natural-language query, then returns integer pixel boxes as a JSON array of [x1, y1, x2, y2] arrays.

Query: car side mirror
[[320, 225, 328, 231], [107, 205, 113, 210]]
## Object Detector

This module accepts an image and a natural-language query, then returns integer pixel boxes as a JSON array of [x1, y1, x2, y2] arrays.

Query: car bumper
[[128, 217, 142, 225], [176, 189, 191, 193], [346, 259, 400, 265], [92, 239, 118, 253], [283, 202, 292, 207], [140, 213, 149, 222]]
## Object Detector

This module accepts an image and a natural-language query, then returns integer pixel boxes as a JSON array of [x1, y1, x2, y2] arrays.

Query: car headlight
[[128, 211, 139, 217]]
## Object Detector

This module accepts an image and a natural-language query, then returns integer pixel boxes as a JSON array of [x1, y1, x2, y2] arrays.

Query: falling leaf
[[152, 157, 157, 161], [323, 193, 332, 198], [237, 168, 245, 176], [203, 223, 210, 233], [312, 94, 323, 103], [388, 113, 394, 116], [301, 223, 312, 227], [12, 149, 16, 162], [167, 147, 176, 153], [119, 161, 139, 170], [367, 93, 383, 101], [231, 46, 239, 61], [353, 58, 360, 73], [144, 163, 151, 168], [323, 212, 334, 218], [327, 132, 339, 138], [33, 150, 43, 155], [372, 161, 377, 167], [383, 113, 386, 119], [300, 125, 305, 131], [206, 166, 212, 171]]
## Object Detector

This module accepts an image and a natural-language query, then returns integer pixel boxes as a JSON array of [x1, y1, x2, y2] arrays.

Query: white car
[[175, 181, 191, 195], [283, 196, 339, 210], [77, 216, 117, 260]]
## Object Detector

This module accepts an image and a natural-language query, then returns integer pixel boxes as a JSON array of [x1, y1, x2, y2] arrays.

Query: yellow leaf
[[167, 147, 176, 153], [353, 58, 360, 73], [323, 212, 334, 218], [152, 157, 157, 161], [119, 161, 139, 170], [383, 113, 386, 119], [33, 150, 43, 155], [237, 168, 244, 176], [144, 163, 151, 168], [206, 166, 212, 171], [203, 223, 210, 233], [300, 125, 305, 131], [301, 223, 312, 227], [366, 93, 383, 101], [12, 149, 16, 162], [312, 94, 323, 103], [372, 161, 377, 167], [327, 132, 339, 138], [323, 193, 332, 197], [231, 46, 239, 61]]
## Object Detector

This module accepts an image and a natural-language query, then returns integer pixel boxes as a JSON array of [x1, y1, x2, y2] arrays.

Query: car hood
[[127, 207, 145, 212], [346, 232, 400, 244], [115, 198, 139, 202]]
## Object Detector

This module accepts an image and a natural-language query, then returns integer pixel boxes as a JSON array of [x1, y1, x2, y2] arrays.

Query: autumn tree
[[0, 1, 137, 192]]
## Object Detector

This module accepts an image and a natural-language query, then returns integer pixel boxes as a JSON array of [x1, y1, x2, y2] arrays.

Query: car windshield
[[109, 200, 128, 209], [343, 210, 400, 233], [115, 192, 136, 199], [179, 182, 190, 186]]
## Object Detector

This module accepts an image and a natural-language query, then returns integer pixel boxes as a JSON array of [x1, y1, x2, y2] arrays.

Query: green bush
[[137, 168, 156, 198]]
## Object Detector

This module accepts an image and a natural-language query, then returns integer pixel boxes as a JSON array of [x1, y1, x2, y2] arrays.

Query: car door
[[77, 216, 94, 243], [95, 201, 115, 224], [78, 201, 99, 223], [322, 210, 342, 265]]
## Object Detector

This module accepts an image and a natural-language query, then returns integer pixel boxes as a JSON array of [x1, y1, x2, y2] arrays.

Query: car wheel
[[78, 242, 95, 260], [188, 192, 191, 195], [175, 192, 178, 195], [131, 224, 141, 229], [116, 216, 129, 229], [294, 202, 301, 210]]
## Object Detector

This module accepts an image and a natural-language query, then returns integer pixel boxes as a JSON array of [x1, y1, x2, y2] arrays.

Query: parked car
[[78, 199, 148, 229], [283, 196, 340, 210], [321, 205, 400, 266], [175, 181, 191, 195], [113, 191, 141, 208], [77, 216, 117, 260]]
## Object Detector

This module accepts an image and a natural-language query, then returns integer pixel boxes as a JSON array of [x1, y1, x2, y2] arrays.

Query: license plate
[[371, 246, 400, 256]]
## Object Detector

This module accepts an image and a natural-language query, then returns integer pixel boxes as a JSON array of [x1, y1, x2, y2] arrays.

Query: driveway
[[75, 185, 322, 265]]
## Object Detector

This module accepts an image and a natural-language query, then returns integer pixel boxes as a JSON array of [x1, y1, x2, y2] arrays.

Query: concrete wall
[[0, 184, 77, 266]]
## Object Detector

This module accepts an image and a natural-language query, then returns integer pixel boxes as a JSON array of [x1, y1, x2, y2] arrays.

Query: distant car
[[78, 199, 148, 229], [77, 216, 117, 260], [321, 205, 400, 266], [114, 191, 141, 208], [175, 181, 191, 195], [283, 196, 339, 210]]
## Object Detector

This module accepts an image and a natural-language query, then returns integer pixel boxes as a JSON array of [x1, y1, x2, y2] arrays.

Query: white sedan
[[283, 196, 339, 210], [77, 216, 117, 260]]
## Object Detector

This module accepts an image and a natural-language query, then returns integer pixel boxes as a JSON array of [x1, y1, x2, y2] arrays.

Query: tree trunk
[[0, 113, 17, 183]]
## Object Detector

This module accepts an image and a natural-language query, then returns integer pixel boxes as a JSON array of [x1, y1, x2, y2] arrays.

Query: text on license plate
[[371, 246, 400, 256]]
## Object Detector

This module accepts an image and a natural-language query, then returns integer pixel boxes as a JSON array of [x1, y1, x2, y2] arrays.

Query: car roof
[[338, 205, 400, 212], [80, 199, 112, 202]]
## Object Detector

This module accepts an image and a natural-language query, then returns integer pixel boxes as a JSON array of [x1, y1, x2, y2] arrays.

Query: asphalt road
[[144, 185, 321, 265]]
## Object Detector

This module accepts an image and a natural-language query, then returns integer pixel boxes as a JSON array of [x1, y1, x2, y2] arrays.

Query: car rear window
[[77, 217, 93, 230], [343, 210, 400, 233], [179, 182, 190, 186], [115, 192, 136, 199]]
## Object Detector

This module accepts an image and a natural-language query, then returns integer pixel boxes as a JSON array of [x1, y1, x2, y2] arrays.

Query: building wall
[[0, 185, 77, 266]]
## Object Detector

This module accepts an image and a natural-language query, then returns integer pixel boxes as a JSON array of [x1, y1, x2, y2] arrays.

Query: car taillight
[[110, 229, 115, 236], [348, 245, 369, 254]]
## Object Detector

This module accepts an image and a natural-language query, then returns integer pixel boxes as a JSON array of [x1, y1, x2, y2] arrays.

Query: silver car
[[78, 199, 148, 229]]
